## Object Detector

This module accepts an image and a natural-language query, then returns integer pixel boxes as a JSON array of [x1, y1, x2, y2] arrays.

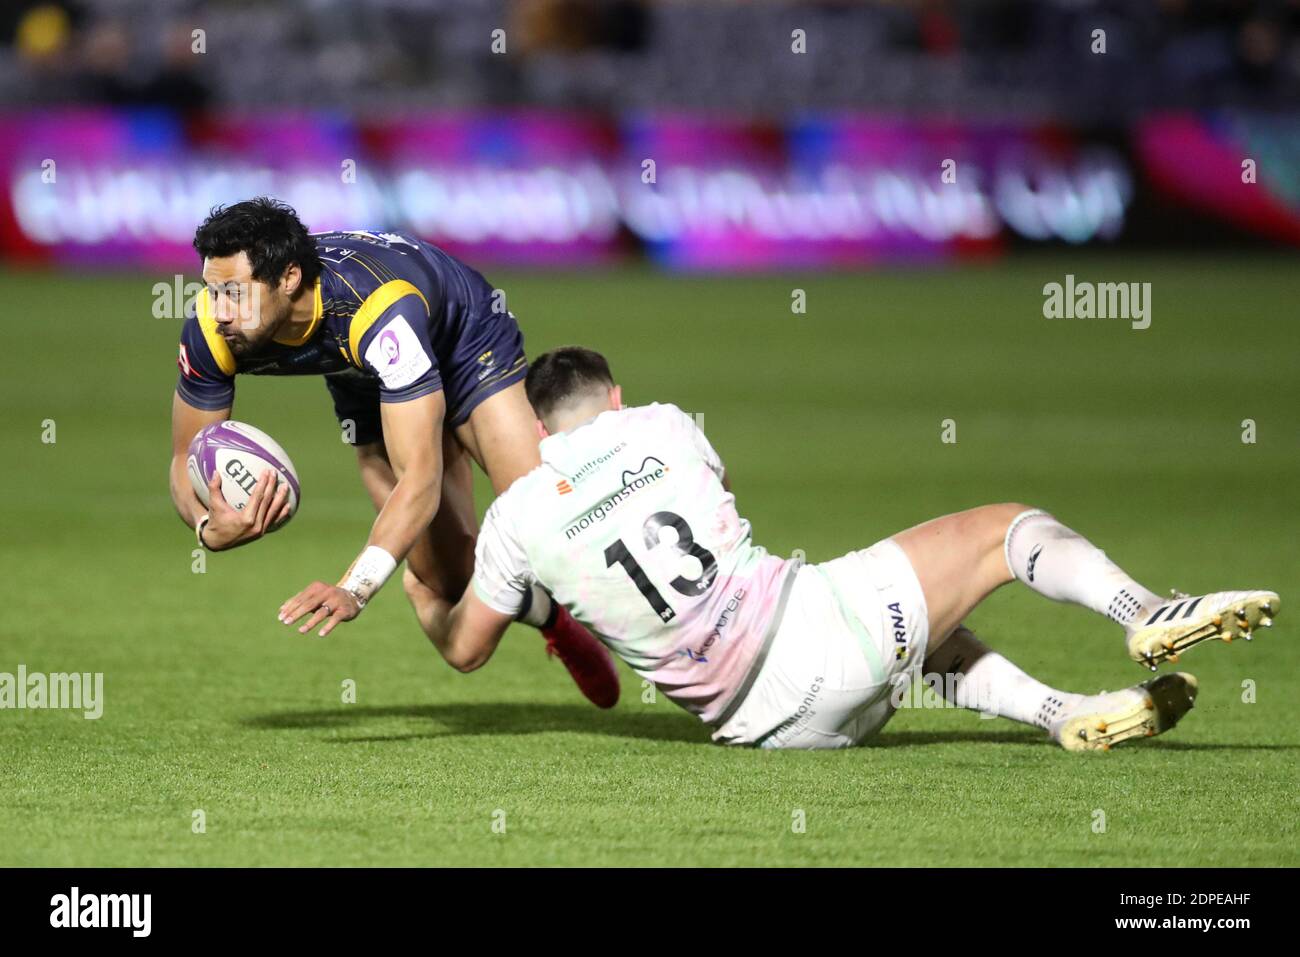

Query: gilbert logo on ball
[[186, 421, 301, 528]]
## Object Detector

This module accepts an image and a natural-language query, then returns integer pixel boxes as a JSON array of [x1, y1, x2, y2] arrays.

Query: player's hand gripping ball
[[187, 421, 301, 530]]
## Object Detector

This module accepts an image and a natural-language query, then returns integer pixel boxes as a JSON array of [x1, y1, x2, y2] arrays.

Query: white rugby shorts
[[711, 538, 930, 749]]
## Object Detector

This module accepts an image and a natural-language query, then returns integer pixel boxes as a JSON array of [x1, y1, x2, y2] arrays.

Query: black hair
[[193, 197, 322, 287], [525, 347, 615, 419]]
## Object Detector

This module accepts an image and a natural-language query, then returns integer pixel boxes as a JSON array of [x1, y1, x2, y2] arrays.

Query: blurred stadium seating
[[1, 1, 1296, 268], [4, 1, 1297, 116]]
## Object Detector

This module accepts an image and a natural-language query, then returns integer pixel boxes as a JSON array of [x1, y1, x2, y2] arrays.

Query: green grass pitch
[[2, 252, 1297, 866]]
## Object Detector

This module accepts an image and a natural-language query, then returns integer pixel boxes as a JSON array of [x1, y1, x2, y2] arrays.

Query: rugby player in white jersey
[[429, 347, 1282, 751]]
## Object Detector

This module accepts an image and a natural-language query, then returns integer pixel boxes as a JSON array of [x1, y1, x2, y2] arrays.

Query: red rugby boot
[[543, 606, 620, 709]]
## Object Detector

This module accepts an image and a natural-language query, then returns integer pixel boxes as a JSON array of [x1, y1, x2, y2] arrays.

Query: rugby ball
[[187, 421, 301, 529]]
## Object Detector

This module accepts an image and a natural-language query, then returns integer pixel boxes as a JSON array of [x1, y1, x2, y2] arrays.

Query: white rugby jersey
[[472, 403, 799, 725]]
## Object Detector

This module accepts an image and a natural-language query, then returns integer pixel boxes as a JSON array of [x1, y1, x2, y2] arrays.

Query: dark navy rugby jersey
[[175, 230, 523, 421]]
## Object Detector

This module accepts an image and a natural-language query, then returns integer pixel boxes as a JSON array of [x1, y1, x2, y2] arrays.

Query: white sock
[[1004, 510, 1161, 629], [942, 652, 1083, 730]]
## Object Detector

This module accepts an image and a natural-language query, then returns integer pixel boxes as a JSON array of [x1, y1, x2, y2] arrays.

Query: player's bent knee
[[990, 502, 1038, 526], [979, 502, 1042, 543], [446, 652, 486, 674], [969, 504, 1039, 588]]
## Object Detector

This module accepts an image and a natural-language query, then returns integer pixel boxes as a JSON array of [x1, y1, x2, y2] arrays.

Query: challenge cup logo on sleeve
[[379, 329, 401, 365]]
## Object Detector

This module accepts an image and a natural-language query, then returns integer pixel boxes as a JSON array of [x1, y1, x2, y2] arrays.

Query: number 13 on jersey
[[604, 510, 719, 623]]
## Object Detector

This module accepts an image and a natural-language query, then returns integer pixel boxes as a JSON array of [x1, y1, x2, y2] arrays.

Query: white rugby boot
[[1125, 590, 1280, 670], [1051, 673, 1199, 752]]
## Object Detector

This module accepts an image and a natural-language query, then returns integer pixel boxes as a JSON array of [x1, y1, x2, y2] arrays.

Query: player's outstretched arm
[[363, 391, 445, 565], [280, 391, 446, 637]]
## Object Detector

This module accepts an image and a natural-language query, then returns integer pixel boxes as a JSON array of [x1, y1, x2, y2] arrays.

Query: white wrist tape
[[342, 546, 397, 608]]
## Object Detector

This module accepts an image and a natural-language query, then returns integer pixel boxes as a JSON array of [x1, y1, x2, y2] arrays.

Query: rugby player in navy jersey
[[167, 197, 618, 707]]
